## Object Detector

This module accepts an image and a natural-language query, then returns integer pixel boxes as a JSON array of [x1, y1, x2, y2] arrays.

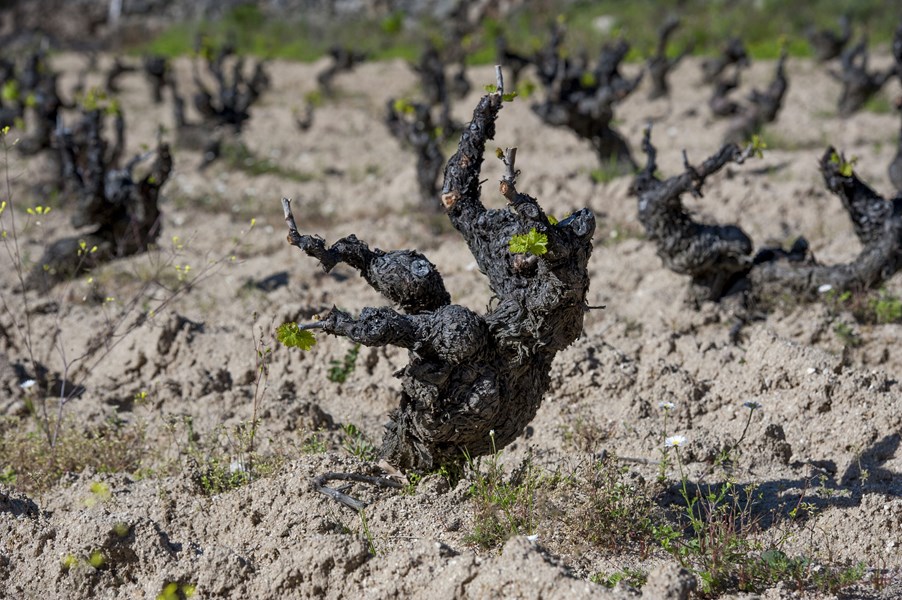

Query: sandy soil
[[1, 52, 901, 599]]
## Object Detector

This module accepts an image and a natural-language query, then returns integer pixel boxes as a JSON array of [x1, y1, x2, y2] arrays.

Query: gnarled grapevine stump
[[283, 71, 596, 472], [27, 109, 171, 289], [633, 126, 902, 309]]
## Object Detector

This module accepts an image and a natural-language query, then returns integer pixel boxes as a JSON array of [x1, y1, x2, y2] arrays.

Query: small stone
[[642, 563, 696, 600]]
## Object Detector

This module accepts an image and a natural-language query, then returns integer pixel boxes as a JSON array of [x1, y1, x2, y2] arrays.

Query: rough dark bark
[[26, 109, 172, 289], [532, 21, 567, 89], [594, 39, 642, 97], [295, 103, 314, 132], [631, 126, 756, 305], [283, 71, 596, 472], [495, 32, 529, 89], [829, 37, 896, 117], [530, 30, 641, 173], [317, 46, 367, 97], [700, 37, 749, 84], [105, 57, 136, 95], [723, 50, 789, 145], [646, 16, 692, 101], [412, 44, 457, 133], [888, 24, 902, 194], [190, 38, 269, 133], [172, 90, 221, 170], [440, 2, 475, 100], [385, 99, 446, 209], [806, 15, 851, 62], [1, 50, 67, 160], [448, 63, 471, 100], [17, 49, 44, 94], [0, 58, 15, 87], [750, 149, 902, 302], [0, 54, 31, 130], [142, 55, 171, 104], [632, 127, 902, 308], [708, 67, 742, 118], [18, 70, 68, 158], [387, 44, 468, 208], [891, 115, 902, 194]]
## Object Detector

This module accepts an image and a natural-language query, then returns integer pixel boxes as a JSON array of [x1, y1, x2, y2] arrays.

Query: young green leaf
[[750, 134, 767, 158], [839, 157, 857, 177], [276, 322, 317, 350], [392, 98, 414, 115], [516, 80, 536, 99], [830, 152, 857, 177], [509, 228, 549, 256], [2, 80, 19, 103]]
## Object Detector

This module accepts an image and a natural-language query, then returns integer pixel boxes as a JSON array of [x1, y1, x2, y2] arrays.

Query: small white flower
[[20, 379, 36, 390], [526, 534, 538, 543], [817, 284, 833, 294], [658, 401, 675, 410], [743, 401, 762, 410], [665, 435, 686, 448], [488, 429, 495, 438]]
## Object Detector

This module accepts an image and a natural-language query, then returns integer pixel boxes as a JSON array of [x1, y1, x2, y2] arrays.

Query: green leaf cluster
[[276, 322, 317, 350], [392, 98, 415, 116], [509, 228, 548, 256], [750, 134, 767, 158], [829, 152, 857, 177], [2, 80, 19, 103]]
